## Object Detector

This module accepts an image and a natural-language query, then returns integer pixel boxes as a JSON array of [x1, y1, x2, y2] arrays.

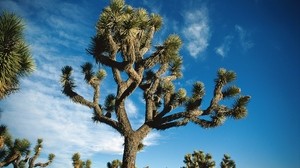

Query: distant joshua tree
[[60, 0, 250, 167], [183, 150, 216, 168], [0, 129, 55, 168], [220, 154, 236, 168], [107, 159, 122, 168], [0, 11, 35, 99], [72, 153, 91, 168], [182, 150, 236, 168]]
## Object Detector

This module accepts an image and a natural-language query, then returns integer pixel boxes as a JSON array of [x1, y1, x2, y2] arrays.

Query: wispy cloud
[[235, 25, 254, 51], [125, 99, 138, 118], [215, 35, 234, 57], [183, 7, 210, 58]]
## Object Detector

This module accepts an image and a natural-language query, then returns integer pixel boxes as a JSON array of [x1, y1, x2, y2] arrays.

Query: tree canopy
[[60, 0, 250, 167]]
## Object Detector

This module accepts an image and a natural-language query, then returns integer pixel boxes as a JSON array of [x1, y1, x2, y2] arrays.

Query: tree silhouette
[[0, 11, 35, 99], [60, 0, 250, 167]]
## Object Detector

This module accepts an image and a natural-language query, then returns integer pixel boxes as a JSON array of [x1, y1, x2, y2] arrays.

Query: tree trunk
[[122, 134, 140, 168]]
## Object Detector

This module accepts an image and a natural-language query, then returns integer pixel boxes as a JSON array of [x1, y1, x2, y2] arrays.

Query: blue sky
[[1, 0, 300, 167]]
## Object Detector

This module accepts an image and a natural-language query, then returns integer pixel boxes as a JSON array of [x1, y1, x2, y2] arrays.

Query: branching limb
[[139, 26, 155, 56], [33, 153, 55, 167], [93, 108, 123, 135], [61, 66, 95, 108], [154, 118, 189, 130]]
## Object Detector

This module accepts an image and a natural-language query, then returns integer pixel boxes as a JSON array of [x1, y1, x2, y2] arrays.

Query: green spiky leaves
[[161, 81, 175, 93], [230, 96, 251, 119], [87, 34, 110, 59], [222, 85, 241, 98], [60, 66, 76, 97], [0, 12, 35, 99], [48, 153, 55, 161], [97, 0, 162, 38], [13, 138, 31, 155], [81, 62, 106, 86], [216, 68, 236, 84], [104, 94, 116, 113], [160, 34, 182, 63], [149, 13, 162, 30], [110, 0, 125, 14], [186, 82, 205, 111], [72, 152, 91, 168], [81, 62, 94, 83], [169, 56, 183, 78]]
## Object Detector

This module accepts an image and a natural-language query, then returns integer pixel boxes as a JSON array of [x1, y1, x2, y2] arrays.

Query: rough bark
[[121, 125, 151, 168]]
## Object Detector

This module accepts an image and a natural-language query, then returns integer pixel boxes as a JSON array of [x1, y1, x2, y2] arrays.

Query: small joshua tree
[[60, 0, 250, 167], [107, 159, 122, 168], [72, 153, 91, 168], [0, 133, 54, 168], [183, 150, 216, 168], [182, 151, 236, 168], [220, 154, 236, 168]]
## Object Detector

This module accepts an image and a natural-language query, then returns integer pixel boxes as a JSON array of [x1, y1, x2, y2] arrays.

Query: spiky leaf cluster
[[216, 68, 236, 85], [0, 11, 35, 99], [104, 94, 116, 113], [81, 62, 106, 87], [222, 86, 240, 99], [186, 82, 205, 111], [72, 153, 92, 168], [160, 34, 182, 64], [88, 0, 163, 63], [61, 66, 76, 97], [230, 96, 251, 119], [169, 56, 183, 78]]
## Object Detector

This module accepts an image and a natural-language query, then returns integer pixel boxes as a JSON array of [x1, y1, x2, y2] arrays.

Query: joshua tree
[[0, 11, 35, 99], [107, 159, 122, 168], [0, 133, 54, 168], [220, 154, 236, 168], [60, 0, 250, 167], [182, 151, 236, 168], [72, 153, 91, 168], [183, 150, 216, 168]]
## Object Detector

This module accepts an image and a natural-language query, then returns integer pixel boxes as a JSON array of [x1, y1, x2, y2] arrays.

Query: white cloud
[[125, 99, 138, 117], [143, 131, 161, 146], [0, 76, 124, 167], [183, 8, 210, 58], [215, 35, 234, 57], [235, 25, 254, 51]]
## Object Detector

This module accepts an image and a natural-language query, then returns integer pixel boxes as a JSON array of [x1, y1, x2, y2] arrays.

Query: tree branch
[[139, 26, 155, 56], [155, 118, 189, 130], [95, 54, 127, 70], [141, 48, 164, 69], [203, 80, 224, 115], [66, 90, 94, 108]]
